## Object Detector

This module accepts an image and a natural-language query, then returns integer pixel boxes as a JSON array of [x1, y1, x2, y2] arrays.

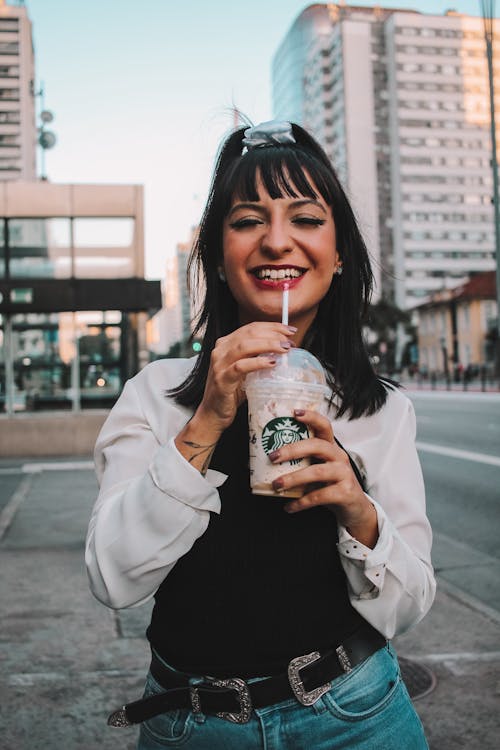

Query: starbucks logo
[[261, 417, 309, 458]]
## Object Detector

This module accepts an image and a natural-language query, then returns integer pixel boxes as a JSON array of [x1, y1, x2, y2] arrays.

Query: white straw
[[282, 283, 289, 325]]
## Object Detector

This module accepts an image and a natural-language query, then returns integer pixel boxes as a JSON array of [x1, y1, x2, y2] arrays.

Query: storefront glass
[[0, 310, 124, 412]]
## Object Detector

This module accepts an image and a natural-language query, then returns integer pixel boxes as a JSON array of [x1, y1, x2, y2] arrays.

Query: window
[[0, 88, 19, 101], [0, 64, 19, 77], [8, 218, 72, 279], [73, 217, 135, 278], [403, 62, 419, 73], [0, 42, 19, 54], [0, 19, 19, 32], [0, 110, 20, 124], [3, 310, 125, 413]]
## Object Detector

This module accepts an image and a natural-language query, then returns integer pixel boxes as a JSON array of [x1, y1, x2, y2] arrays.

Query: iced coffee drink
[[245, 349, 328, 498]]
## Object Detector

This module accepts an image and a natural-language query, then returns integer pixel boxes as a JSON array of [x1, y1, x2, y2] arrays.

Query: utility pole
[[481, 1, 500, 377]]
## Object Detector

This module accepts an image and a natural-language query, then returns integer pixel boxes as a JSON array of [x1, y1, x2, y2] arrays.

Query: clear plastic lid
[[244, 348, 327, 393]]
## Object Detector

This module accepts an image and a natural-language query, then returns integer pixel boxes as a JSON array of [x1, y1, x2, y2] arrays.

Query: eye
[[229, 217, 263, 229], [292, 216, 326, 226]]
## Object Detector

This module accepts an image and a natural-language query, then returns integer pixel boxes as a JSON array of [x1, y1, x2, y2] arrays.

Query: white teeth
[[256, 268, 303, 279]]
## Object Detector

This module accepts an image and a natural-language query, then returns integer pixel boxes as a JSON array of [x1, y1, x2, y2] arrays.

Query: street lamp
[[481, 1, 500, 377]]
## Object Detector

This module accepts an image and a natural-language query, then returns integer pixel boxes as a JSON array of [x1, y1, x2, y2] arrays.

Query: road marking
[[22, 460, 94, 473], [402, 651, 500, 664], [0, 461, 94, 475], [416, 441, 500, 467], [407, 390, 500, 401], [0, 475, 33, 541]]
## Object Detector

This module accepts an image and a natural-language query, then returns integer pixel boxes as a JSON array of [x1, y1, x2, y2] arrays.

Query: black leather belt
[[108, 622, 386, 727]]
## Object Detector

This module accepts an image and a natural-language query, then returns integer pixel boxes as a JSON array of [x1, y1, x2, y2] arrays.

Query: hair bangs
[[222, 147, 332, 213]]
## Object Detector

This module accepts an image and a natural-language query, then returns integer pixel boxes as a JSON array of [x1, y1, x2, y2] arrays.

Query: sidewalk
[[1, 461, 499, 749]]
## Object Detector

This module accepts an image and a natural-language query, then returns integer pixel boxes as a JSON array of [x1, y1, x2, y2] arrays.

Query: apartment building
[[416, 270, 497, 373], [0, 0, 35, 180], [273, 4, 498, 310]]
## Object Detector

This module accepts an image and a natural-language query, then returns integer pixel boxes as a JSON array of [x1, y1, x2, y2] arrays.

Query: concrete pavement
[[1, 459, 499, 750]]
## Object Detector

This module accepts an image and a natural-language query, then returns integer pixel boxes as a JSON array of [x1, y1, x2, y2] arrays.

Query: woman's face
[[281, 429, 297, 444], [221, 173, 339, 339]]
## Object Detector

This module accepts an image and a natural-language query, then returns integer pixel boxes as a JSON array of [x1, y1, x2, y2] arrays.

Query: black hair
[[169, 123, 395, 419]]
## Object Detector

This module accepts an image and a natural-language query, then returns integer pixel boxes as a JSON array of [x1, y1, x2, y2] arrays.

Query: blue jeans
[[137, 644, 428, 749]]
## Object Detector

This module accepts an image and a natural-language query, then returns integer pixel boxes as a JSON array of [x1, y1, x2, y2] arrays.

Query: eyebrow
[[227, 198, 327, 219]]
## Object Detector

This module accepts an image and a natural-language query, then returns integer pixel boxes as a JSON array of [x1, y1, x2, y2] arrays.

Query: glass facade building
[[0, 182, 161, 414]]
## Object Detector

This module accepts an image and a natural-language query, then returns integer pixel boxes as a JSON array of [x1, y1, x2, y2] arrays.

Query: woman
[[86, 120, 435, 749]]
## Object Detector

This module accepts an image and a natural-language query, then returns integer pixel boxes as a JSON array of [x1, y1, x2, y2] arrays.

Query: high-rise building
[[0, 0, 36, 180], [272, 4, 332, 123], [272, 4, 498, 310]]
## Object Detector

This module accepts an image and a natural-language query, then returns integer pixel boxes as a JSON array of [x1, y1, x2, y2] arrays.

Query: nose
[[261, 218, 293, 257]]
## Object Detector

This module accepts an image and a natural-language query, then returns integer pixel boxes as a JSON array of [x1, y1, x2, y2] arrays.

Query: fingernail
[[294, 409, 305, 417], [272, 477, 284, 489], [267, 359, 277, 366], [268, 450, 281, 462], [286, 326, 298, 333], [280, 341, 292, 349]]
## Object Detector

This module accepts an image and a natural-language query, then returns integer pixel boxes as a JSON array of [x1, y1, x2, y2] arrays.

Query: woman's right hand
[[197, 321, 297, 433], [174, 322, 296, 475]]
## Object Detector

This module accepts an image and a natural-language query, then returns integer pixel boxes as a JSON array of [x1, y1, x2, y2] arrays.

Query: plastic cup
[[244, 348, 328, 498]]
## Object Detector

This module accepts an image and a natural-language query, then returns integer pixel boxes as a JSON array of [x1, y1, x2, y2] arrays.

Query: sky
[[24, 0, 496, 280]]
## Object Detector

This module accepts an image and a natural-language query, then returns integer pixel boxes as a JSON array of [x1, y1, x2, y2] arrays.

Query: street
[[1, 391, 500, 749], [408, 390, 500, 614]]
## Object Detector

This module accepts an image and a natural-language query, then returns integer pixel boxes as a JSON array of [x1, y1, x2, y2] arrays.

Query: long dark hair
[[169, 123, 394, 419]]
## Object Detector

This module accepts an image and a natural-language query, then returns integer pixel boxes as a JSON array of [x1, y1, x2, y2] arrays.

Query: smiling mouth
[[251, 266, 306, 280]]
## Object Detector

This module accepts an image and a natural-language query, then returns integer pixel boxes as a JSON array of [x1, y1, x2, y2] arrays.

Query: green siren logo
[[261, 417, 309, 464]]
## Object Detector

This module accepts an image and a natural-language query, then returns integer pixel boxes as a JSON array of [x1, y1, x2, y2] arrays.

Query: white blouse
[[85, 357, 436, 640]]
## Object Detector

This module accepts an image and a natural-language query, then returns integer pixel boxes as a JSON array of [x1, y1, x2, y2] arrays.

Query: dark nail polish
[[268, 450, 280, 462], [294, 409, 305, 417], [272, 477, 284, 489]]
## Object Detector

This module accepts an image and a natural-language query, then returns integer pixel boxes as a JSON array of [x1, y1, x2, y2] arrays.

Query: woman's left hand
[[269, 409, 379, 549]]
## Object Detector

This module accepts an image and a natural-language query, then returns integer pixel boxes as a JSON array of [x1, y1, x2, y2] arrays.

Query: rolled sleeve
[[337, 498, 392, 597]]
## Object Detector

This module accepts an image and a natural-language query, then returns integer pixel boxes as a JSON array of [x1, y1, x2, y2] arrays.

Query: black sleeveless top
[[147, 404, 366, 677]]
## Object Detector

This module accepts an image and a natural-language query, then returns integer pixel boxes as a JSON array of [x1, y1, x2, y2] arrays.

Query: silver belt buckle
[[288, 651, 332, 706], [192, 677, 252, 723]]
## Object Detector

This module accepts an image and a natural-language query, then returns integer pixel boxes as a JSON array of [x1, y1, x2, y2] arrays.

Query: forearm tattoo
[[182, 440, 218, 475]]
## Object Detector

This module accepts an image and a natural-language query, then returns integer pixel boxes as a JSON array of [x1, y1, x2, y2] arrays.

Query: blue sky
[[25, 0, 494, 279]]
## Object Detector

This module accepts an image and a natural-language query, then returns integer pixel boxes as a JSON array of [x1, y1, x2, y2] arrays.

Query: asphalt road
[[408, 390, 500, 614]]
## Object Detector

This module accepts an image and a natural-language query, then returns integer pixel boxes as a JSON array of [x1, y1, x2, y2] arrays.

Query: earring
[[336, 263, 343, 276], [217, 266, 226, 283]]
